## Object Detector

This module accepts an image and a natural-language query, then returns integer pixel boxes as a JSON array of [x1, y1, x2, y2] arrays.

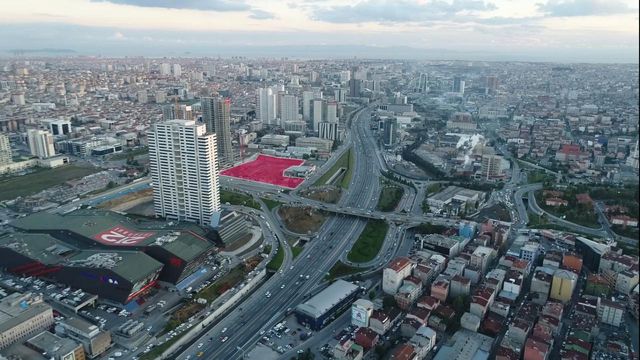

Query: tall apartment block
[[202, 97, 234, 166], [148, 120, 220, 226]]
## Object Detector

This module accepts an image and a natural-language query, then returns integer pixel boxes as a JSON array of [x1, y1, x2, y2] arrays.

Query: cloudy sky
[[0, 0, 638, 62]]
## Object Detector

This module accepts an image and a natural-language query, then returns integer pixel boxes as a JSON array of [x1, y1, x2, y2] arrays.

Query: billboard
[[351, 305, 369, 328], [93, 226, 155, 246]]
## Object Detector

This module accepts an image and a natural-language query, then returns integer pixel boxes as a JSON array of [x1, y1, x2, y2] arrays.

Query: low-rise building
[[409, 326, 436, 359], [383, 257, 414, 295], [449, 275, 471, 299], [0, 293, 54, 349], [58, 316, 112, 358], [598, 298, 625, 327], [524, 337, 550, 360], [433, 329, 493, 360], [369, 310, 391, 335], [460, 312, 481, 332], [550, 269, 578, 304], [430, 279, 449, 303], [354, 327, 379, 351], [25, 331, 85, 360]]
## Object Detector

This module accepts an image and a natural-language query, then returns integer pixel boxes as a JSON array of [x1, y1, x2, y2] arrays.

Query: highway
[[174, 106, 386, 359]]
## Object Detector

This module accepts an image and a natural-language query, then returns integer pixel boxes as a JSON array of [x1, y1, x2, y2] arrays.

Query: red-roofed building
[[532, 322, 554, 345], [610, 215, 638, 227], [354, 327, 379, 351], [562, 252, 583, 274], [383, 257, 414, 294], [407, 307, 431, 326], [417, 295, 440, 311], [556, 144, 587, 163], [525, 337, 551, 360], [575, 193, 593, 206], [496, 346, 520, 360], [430, 279, 449, 303], [369, 310, 391, 335], [389, 344, 417, 360], [471, 286, 495, 318], [545, 198, 568, 207]]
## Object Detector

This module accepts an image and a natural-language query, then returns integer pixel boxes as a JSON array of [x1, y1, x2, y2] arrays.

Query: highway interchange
[[42, 104, 635, 360], [174, 106, 386, 359]]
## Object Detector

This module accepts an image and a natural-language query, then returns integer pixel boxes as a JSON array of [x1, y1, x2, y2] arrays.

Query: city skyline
[[0, 0, 638, 63]]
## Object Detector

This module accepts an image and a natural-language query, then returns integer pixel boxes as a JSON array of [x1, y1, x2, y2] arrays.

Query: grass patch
[[314, 148, 354, 189], [427, 183, 442, 194], [527, 212, 598, 239], [377, 182, 404, 212], [292, 246, 304, 259], [197, 266, 247, 302], [527, 169, 555, 184], [139, 330, 187, 360], [326, 261, 365, 281], [267, 245, 285, 271], [611, 225, 639, 240], [347, 220, 389, 263], [536, 190, 600, 228], [220, 190, 260, 209], [261, 198, 282, 210], [0, 165, 99, 201], [108, 146, 148, 160]]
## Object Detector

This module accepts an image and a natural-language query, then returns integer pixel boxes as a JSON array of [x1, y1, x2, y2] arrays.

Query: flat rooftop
[[296, 280, 359, 319], [10, 209, 213, 262], [0, 233, 163, 283], [221, 154, 305, 189], [429, 186, 484, 202]]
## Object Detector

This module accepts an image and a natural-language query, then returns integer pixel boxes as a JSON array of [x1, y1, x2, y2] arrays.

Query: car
[[197, 343, 203, 348], [221, 336, 229, 343], [196, 352, 204, 357], [221, 327, 227, 333], [281, 284, 285, 289]]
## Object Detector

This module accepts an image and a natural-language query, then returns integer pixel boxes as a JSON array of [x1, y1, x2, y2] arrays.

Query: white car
[[198, 343, 203, 348], [221, 327, 227, 333]]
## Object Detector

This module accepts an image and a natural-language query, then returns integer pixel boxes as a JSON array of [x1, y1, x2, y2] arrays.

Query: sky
[[0, 0, 638, 62]]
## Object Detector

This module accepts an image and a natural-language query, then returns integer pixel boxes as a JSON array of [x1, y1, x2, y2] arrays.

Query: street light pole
[[236, 346, 246, 359]]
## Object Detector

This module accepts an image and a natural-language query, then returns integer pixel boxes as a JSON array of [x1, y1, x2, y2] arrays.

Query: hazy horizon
[[1, 0, 638, 63]]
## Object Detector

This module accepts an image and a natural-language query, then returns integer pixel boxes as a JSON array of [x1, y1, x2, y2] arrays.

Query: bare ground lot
[[278, 206, 327, 234]]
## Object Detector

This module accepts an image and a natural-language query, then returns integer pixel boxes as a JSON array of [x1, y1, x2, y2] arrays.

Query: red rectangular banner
[[93, 226, 155, 246]]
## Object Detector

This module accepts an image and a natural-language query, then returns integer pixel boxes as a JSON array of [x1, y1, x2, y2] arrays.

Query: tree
[[369, 290, 376, 300], [383, 295, 396, 311]]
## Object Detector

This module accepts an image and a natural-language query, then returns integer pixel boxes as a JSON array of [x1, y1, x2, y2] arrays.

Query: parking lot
[[257, 315, 315, 356]]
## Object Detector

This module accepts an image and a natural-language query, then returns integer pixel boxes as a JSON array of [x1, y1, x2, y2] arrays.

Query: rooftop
[[27, 331, 79, 357], [295, 280, 359, 319], [387, 257, 412, 272], [0, 232, 163, 283], [0, 293, 52, 334], [10, 209, 213, 262]]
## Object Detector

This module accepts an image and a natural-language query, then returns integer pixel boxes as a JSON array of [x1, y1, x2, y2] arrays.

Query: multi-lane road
[[174, 106, 386, 359]]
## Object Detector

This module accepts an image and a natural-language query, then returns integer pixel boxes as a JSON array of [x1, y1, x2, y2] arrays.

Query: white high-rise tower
[[27, 129, 56, 159], [148, 120, 220, 226], [280, 94, 299, 123], [256, 87, 276, 125]]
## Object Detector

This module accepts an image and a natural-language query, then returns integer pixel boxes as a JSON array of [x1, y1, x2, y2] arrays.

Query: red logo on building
[[93, 226, 155, 246]]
